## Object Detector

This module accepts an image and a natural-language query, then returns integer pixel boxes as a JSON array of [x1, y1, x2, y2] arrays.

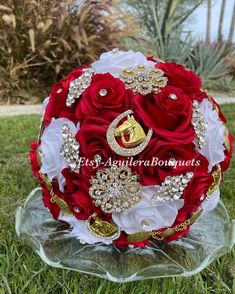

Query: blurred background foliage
[[0, 0, 234, 104], [126, 0, 235, 92], [0, 0, 137, 103]]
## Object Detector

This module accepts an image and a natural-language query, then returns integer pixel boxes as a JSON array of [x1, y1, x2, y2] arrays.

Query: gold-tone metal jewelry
[[85, 213, 121, 240], [119, 65, 168, 95], [38, 118, 46, 142], [39, 171, 73, 216], [66, 67, 95, 107], [114, 114, 147, 148], [126, 231, 153, 243], [127, 209, 203, 242], [106, 109, 153, 156], [207, 165, 221, 198], [192, 100, 207, 149], [223, 124, 230, 152], [89, 165, 141, 214]]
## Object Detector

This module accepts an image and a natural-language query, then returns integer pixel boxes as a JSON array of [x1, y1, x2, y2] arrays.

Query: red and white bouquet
[[30, 50, 233, 247]]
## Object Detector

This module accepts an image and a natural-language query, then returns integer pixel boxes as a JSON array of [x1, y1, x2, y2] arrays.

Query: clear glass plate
[[15, 188, 235, 282]]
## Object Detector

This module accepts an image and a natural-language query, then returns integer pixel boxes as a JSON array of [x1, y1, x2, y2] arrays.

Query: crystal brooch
[[89, 165, 142, 214], [66, 67, 94, 107], [192, 100, 207, 149], [60, 124, 80, 173], [119, 65, 168, 95], [151, 172, 194, 205]]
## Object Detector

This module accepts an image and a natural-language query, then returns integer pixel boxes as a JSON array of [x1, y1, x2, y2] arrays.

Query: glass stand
[[15, 188, 235, 282]]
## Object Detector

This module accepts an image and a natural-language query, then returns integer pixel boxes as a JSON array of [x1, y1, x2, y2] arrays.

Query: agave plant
[[189, 42, 234, 89], [127, 0, 203, 62], [126, 0, 235, 92]]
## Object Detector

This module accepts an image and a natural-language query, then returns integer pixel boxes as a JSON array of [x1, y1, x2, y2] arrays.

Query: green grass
[[0, 105, 235, 294]]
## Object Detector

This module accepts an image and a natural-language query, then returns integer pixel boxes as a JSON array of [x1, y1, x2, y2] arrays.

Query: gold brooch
[[106, 109, 153, 157], [85, 213, 121, 240], [39, 171, 73, 216], [223, 125, 230, 152], [89, 165, 142, 214], [119, 65, 168, 95], [207, 165, 221, 198]]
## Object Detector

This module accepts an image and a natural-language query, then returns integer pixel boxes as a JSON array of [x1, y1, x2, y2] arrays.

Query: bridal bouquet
[[29, 50, 233, 247]]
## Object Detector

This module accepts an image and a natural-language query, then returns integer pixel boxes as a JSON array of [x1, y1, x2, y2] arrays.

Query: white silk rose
[[58, 213, 112, 245], [40, 118, 80, 192], [91, 50, 155, 78], [200, 188, 220, 216], [112, 186, 184, 234], [40, 96, 49, 115], [196, 99, 225, 172]]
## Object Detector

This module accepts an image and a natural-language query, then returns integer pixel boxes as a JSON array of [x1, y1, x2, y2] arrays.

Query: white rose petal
[[40, 118, 80, 192], [196, 99, 225, 172], [91, 50, 155, 78], [112, 185, 184, 234], [201, 188, 220, 216], [40, 96, 49, 115]]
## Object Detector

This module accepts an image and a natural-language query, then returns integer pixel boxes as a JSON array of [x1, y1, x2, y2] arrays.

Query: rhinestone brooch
[[60, 124, 80, 173], [119, 65, 168, 95], [192, 100, 207, 149], [66, 67, 95, 107], [106, 110, 153, 157], [151, 172, 194, 205], [89, 165, 142, 214]]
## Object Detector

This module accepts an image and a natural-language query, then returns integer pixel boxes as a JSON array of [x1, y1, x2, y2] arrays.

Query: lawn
[[0, 105, 234, 294]]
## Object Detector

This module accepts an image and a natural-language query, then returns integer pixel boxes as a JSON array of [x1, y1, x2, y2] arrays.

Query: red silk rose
[[62, 168, 111, 221], [156, 62, 202, 96], [134, 138, 208, 186], [44, 67, 88, 123], [132, 86, 194, 143], [76, 115, 124, 177], [76, 73, 132, 121]]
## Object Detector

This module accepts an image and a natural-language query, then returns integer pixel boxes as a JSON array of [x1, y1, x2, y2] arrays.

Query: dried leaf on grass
[[0, 5, 12, 12], [2, 14, 16, 27], [28, 29, 35, 52]]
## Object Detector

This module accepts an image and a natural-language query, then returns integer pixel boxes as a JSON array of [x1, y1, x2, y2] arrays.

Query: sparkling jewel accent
[[200, 194, 205, 201], [119, 65, 168, 95], [169, 93, 177, 100], [66, 67, 95, 107], [151, 172, 194, 205], [99, 89, 108, 96], [112, 48, 119, 54], [73, 207, 80, 213], [85, 213, 121, 240], [141, 220, 150, 228], [89, 165, 142, 214], [60, 124, 80, 173], [127, 208, 203, 242], [106, 110, 153, 157], [94, 154, 102, 162], [192, 100, 207, 149]]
